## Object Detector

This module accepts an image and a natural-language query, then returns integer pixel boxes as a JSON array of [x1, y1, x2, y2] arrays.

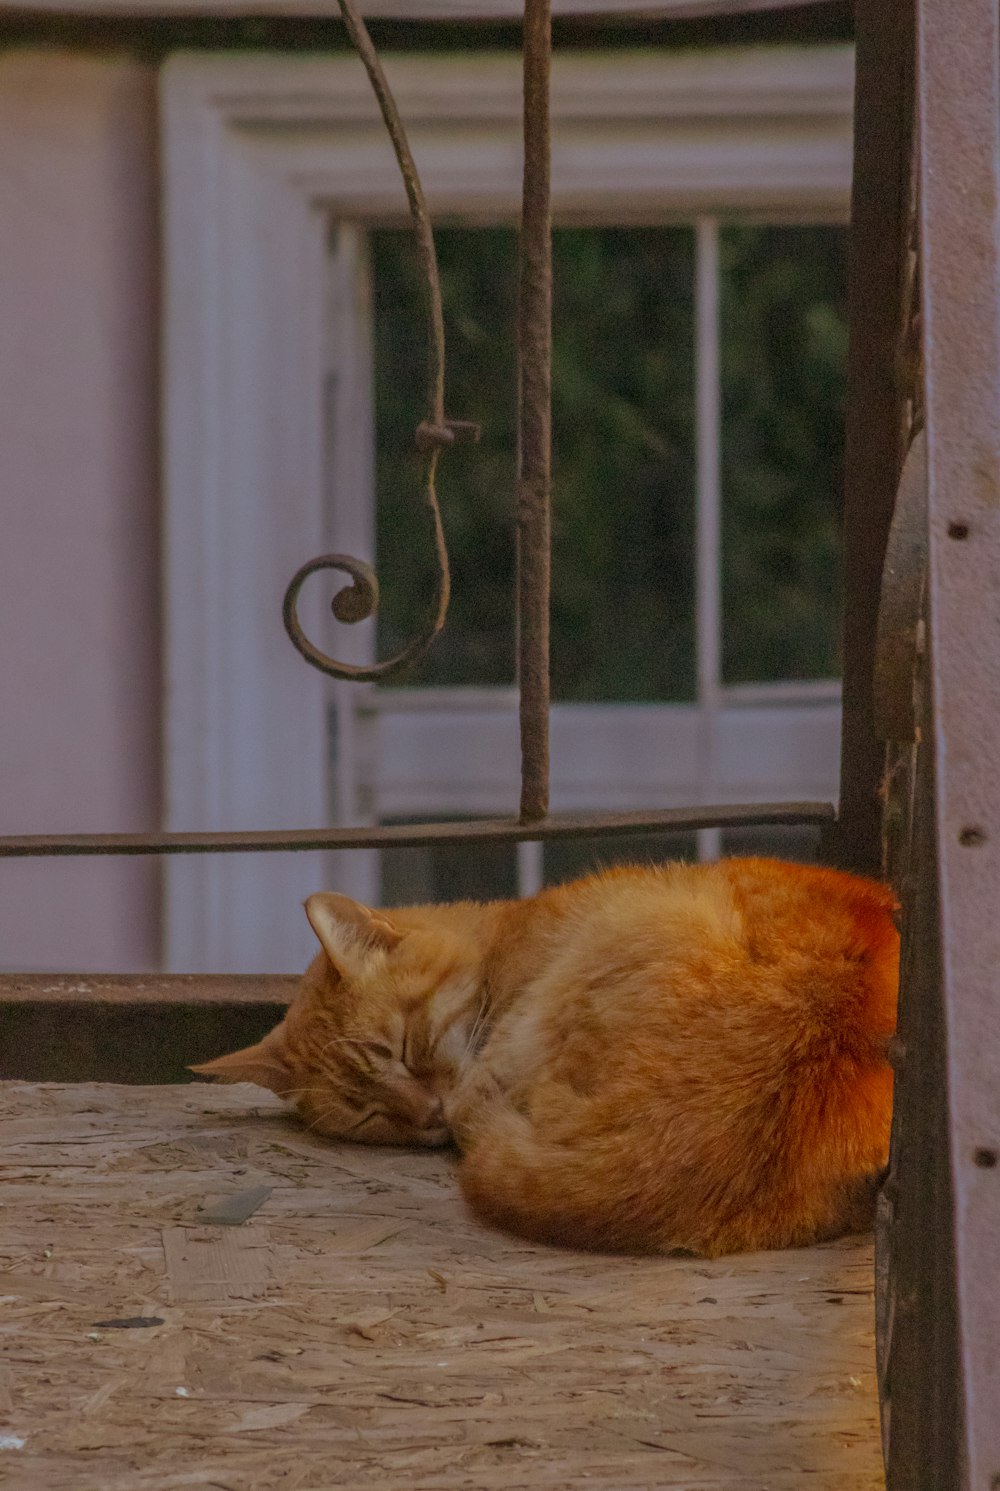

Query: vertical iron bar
[[835, 0, 913, 872], [517, 0, 553, 824]]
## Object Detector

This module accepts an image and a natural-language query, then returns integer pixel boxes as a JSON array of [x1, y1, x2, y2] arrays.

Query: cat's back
[[553, 854, 895, 956], [527, 856, 898, 1036]]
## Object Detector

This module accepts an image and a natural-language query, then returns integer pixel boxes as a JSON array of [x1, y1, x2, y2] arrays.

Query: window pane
[[372, 226, 696, 701], [373, 227, 518, 689], [543, 830, 697, 886], [380, 823, 518, 907], [719, 224, 848, 684], [720, 824, 824, 864], [550, 228, 695, 702]]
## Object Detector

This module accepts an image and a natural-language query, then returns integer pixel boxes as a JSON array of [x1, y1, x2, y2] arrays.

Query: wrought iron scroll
[[281, 0, 477, 684]]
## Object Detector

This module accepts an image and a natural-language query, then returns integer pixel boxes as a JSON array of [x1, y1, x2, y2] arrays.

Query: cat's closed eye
[[360, 1040, 395, 1062], [343, 1037, 398, 1066]]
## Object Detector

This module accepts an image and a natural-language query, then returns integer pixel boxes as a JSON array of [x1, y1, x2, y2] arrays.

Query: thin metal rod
[[0, 803, 834, 858], [335, 0, 443, 428], [517, 0, 553, 822]]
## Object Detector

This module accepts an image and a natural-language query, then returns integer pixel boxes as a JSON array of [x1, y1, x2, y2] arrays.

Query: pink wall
[[0, 52, 161, 971]]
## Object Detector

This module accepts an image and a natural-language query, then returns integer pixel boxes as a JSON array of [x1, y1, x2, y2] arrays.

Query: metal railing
[[0, 0, 833, 870]]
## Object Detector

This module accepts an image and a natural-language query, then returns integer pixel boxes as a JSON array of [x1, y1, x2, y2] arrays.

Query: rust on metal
[[0, 802, 834, 859], [281, 0, 459, 684], [874, 430, 927, 745], [517, 0, 553, 823], [876, 683, 959, 1491], [414, 419, 481, 454], [895, 168, 923, 448]]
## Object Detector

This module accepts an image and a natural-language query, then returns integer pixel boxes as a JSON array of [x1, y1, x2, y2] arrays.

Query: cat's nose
[[416, 1095, 445, 1130]]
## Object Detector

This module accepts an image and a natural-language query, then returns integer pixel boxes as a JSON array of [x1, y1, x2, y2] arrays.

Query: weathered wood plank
[[0, 1080, 884, 1489], [0, 976, 295, 1084]]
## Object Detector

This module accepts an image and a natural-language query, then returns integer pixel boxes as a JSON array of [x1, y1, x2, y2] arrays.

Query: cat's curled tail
[[456, 1088, 885, 1258]]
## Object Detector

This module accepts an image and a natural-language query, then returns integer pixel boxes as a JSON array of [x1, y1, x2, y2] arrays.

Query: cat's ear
[[190, 1022, 294, 1097], [305, 892, 403, 980]]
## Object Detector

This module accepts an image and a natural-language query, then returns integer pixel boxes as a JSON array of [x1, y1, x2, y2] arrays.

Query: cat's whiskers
[[282, 1082, 327, 1106], [315, 1034, 366, 1061], [301, 1101, 344, 1134], [302, 1101, 386, 1137], [279, 1083, 347, 1133], [463, 994, 494, 1062]]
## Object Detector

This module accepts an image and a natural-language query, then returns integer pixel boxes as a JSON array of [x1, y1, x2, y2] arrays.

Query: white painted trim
[[517, 840, 545, 897], [163, 110, 334, 972], [164, 49, 854, 223], [365, 696, 841, 816], [324, 225, 381, 907], [162, 47, 851, 970]]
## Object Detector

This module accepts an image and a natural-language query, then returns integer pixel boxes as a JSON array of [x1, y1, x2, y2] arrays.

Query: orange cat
[[194, 858, 898, 1256]]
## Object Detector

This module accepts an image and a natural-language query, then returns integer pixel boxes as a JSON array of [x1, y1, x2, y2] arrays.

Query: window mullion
[[695, 216, 723, 862]]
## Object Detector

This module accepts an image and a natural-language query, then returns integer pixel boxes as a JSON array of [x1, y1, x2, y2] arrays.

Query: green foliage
[[372, 225, 695, 700], [549, 228, 695, 702], [720, 224, 847, 682]]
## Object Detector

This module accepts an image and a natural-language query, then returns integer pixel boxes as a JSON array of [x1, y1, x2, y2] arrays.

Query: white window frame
[[162, 45, 853, 972]]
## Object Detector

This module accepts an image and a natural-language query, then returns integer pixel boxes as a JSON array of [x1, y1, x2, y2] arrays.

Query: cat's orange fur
[[194, 858, 898, 1257]]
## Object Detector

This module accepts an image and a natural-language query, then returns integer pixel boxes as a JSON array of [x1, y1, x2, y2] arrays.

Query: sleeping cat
[[194, 857, 898, 1257]]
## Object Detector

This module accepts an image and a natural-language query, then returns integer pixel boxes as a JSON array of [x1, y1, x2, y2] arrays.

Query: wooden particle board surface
[[0, 1081, 884, 1490]]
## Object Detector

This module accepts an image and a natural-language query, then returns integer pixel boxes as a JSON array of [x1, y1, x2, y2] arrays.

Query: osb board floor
[[0, 1082, 884, 1491]]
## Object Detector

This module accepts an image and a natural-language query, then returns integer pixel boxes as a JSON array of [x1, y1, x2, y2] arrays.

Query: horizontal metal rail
[[0, 801, 834, 858]]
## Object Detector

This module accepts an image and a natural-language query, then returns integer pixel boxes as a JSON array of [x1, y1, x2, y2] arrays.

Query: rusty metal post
[[875, 0, 1000, 1484], [916, 0, 1000, 1481], [517, 0, 552, 823], [835, 0, 913, 872]]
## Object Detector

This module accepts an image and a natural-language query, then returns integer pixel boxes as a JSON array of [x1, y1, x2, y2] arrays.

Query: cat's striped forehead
[[296, 935, 480, 1063]]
